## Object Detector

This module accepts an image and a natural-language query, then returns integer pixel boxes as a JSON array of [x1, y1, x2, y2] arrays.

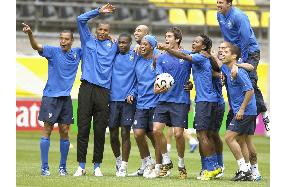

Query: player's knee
[[59, 125, 69, 139], [174, 131, 183, 140], [153, 127, 162, 137], [225, 133, 233, 144]]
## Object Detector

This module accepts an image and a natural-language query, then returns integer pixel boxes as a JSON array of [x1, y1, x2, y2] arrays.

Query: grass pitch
[[16, 131, 270, 187]]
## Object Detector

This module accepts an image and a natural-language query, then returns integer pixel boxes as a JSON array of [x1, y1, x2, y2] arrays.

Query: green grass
[[16, 131, 270, 187]]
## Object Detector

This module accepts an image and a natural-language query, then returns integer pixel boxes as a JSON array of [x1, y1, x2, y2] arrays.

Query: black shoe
[[230, 170, 251, 181], [263, 116, 270, 131]]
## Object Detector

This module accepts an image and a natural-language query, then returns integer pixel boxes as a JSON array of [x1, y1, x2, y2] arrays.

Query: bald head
[[134, 25, 150, 44]]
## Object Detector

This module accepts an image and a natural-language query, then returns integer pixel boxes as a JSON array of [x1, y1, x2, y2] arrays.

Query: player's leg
[[58, 124, 70, 176], [166, 127, 173, 152], [75, 81, 93, 176], [40, 122, 54, 176], [184, 131, 198, 153], [118, 125, 131, 176], [128, 109, 152, 177], [92, 86, 110, 176], [38, 96, 58, 176], [174, 127, 187, 179], [226, 117, 254, 181], [246, 135, 262, 181], [57, 96, 73, 176], [110, 127, 121, 171]]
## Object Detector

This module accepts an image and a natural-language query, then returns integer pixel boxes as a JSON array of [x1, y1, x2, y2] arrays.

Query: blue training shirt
[[77, 8, 118, 89], [189, 53, 218, 103], [217, 7, 259, 62], [39, 45, 82, 97], [110, 49, 137, 101], [131, 56, 159, 109], [213, 77, 225, 105], [221, 65, 257, 115], [156, 50, 192, 104]]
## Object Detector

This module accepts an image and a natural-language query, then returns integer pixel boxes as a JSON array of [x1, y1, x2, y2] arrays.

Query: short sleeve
[[191, 53, 205, 65], [39, 45, 57, 59], [237, 68, 253, 92]]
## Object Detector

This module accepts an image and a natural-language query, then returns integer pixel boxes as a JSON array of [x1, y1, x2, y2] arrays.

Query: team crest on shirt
[[107, 42, 112, 48], [162, 61, 166, 64], [227, 20, 233, 29], [129, 55, 134, 61]]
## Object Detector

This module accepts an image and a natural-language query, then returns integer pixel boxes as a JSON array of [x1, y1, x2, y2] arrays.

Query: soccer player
[[74, 3, 118, 177], [210, 41, 261, 180], [221, 43, 257, 181], [128, 25, 157, 177], [22, 23, 81, 176], [109, 33, 136, 177], [217, 0, 270, 130], [127, 35, 161, 178], [152, 27, 192, 179], [157, 34, 222, 180]]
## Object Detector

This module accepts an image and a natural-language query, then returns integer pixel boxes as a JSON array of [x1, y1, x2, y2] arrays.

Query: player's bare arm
[[157, 43, 192, 62], [22, 23, 43, 52], [236, 63, 254, 71], [236, 89, 254, 120]]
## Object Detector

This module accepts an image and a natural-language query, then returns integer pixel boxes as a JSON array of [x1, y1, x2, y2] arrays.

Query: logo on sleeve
[[107, 42, 112, 48]]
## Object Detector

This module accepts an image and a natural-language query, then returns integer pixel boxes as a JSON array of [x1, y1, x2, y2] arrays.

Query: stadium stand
[[238, 0, 256, 6], [187, 9, 205, 26], [261, 11, 270, 28], [206, 10, 218, 26], [169, 8, 188, 25], [245, 11, 260, 27]]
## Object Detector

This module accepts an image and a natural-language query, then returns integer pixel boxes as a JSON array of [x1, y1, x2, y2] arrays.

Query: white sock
[[178, 156, 185, 168], [141, 158, 147, 169], [146, 155, 154, 166], [167, 144, 171, 152], [237, 158, 248, 172], [121, 161, 128, 170], [162, 152, 171, 165], [261, 112, 268, 119], [155, 164, 162, 172], [189, 137, 198, 145], [246, 162, 251, 170], [116, 155, 122, 166], [251, 163, 260, 176]]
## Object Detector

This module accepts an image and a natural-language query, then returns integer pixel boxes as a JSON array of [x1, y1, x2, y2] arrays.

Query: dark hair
[[118, 33, 132, 43], [199, 33, 212, 52], [166, 27, 183, 45], [61, 30, 73, 39], [225, 0, 233, 5], [227, 43, 241, 60]]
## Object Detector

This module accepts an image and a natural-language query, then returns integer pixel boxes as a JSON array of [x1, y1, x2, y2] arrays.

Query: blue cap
[[143, 35, 157, 49]]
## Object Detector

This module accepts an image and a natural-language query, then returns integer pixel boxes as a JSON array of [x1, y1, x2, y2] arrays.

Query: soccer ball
[[155, 73, 174, 89]]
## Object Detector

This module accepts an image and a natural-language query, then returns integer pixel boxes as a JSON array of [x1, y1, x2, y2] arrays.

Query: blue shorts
[[211, 102, 225, 131], [108, 101, 136, 128], [38, 96, 73, 125], [193, 101, 218, 131], [153, 102, 190, 129], [227, 115, 256, 135], [133, 108, 155, 132]]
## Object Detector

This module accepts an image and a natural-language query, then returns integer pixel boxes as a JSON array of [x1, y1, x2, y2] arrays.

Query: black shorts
[[153, 102, 190, 129], [193, 101, 218, 131], [133, 108, 155, 132], [212, 102, 225, 131], [226, 109, 234, 130], [227, 115, 256, 135], [38, 96, 73, 125], [108, 101, 136, 128]]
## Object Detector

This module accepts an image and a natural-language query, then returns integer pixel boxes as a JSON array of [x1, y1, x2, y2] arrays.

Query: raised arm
[[157, 43, 192, 62], [77, 3, 115, 44], [236, 63, 254, 71], [22, 23, 43, 52]]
